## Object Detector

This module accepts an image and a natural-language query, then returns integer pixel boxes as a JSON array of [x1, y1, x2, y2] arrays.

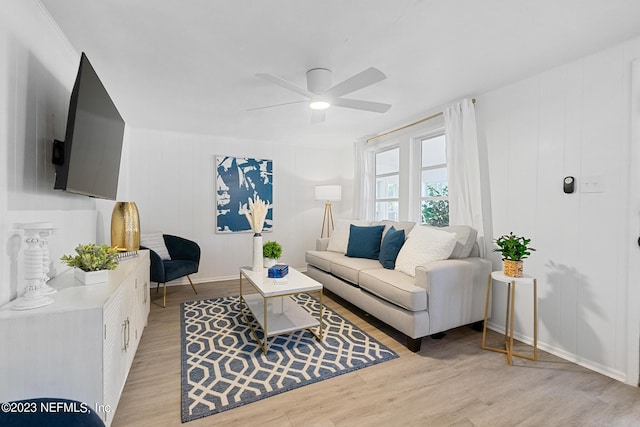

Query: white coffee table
[[239, 266, 324, 354]]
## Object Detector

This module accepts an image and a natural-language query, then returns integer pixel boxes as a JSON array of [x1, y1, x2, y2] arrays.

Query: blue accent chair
[[141, 234, 200, 307]]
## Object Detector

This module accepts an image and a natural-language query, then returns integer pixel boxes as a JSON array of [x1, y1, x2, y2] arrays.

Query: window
[[363, 117, 447, 224], [374, 147, 399, 221], [420, 134, 448, 226]]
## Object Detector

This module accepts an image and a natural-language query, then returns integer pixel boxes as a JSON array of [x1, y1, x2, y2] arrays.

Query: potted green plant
[[61, 243, 119, 285], [493, 232, 535, 277], [262, 240, 282, 268]]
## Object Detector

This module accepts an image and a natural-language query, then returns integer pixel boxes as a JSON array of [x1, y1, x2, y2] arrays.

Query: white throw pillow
[[440, 225, 477, 259], [327, 219, 370, 254], [394, 226, 457, 277], [141, 232, 171, 260]]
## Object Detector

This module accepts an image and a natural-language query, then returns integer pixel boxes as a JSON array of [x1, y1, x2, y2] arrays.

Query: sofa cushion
[[378, 226, 405, 269], [140, 232, 171, 260], [359, 269, 427, 311], [346, 225, 385, 259], [305, 250, 344, 272], [441, 225, 477, 259], [163, 260, 198, 282], [395, 225, 457, 277], [330, 256, 382, 285], [327, 219, 370, 254]]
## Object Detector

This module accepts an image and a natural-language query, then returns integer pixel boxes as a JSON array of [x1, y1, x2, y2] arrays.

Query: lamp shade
[[314, 185, 342, 201]]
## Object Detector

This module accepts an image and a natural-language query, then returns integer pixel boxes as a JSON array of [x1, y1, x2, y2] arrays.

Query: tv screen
[[53, 52, 125, 200]]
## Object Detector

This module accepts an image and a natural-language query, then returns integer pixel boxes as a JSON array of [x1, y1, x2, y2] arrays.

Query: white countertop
[[0, 251, 149, 318]]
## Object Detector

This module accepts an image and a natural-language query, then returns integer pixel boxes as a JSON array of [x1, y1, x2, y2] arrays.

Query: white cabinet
[[131, 258, 150, 349], [0, 250, 150, 426], [103, 277, 136, 419]]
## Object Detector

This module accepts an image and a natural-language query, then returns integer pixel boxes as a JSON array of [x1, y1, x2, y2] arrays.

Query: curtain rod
[[366, 98, 476, 143]]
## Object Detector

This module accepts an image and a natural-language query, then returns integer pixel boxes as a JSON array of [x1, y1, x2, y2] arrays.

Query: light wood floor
[[113, 280, 640, 426]]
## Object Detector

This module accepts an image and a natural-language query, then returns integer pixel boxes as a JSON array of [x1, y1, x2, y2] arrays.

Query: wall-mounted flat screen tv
[[53, 52, 125, 200]]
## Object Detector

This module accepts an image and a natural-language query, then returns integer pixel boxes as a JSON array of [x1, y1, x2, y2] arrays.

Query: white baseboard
[[486, 321, 626, 383]]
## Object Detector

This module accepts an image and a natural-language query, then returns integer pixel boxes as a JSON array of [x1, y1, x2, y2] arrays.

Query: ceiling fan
[[251, 67, 391, 123]]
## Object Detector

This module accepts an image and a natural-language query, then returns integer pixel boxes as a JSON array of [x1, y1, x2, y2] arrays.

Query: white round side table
[[481, 271, 537, 365]]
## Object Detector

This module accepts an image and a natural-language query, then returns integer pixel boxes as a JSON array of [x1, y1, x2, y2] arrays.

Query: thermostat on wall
[[563, 176, 575, 194]]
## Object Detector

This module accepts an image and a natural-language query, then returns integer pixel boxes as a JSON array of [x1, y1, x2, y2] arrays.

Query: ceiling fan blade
[[256, 73, 314, 98], [333, 98, 392, 113], [311, 110, 326, 123], [247, 100, 307, 111], [324, 67, 387, 99]]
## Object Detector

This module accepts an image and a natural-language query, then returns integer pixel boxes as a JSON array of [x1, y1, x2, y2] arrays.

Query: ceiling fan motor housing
[[254, 66, 390, 120], [307, 68, 332, 95]]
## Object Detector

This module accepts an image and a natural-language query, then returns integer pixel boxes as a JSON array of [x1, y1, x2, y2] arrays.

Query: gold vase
[[111, 202, 140, 251]]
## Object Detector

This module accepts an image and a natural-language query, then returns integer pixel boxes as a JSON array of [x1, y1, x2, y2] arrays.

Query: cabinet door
[[140, 258, 150, 324], [132, 260, 149, 347], [103, 284, 125, 424]]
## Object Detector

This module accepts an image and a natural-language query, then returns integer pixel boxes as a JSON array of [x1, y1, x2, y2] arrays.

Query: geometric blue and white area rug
[[180, 294, 398, 422]]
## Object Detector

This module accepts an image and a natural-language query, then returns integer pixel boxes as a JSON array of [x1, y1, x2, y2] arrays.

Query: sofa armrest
[[316, 238, 330, 251], [414, 257, 491, 334]]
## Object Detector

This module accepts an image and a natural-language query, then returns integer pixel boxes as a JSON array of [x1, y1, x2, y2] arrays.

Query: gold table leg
[[510, 278, 538, 362], [239, 271, 269, 354], [482, 274, 510, 358], [481, 274, 492, 350], [307, 289, 324, 342], [534, 278, 538, 360], [239, 271, 325, 355], [508, 281, 516, 365], [482, 274, 538, 364]]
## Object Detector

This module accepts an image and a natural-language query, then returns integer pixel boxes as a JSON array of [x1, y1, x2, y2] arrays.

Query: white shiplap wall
[[0, 0, 101, 306], [119, 128, 353, 283], [477, 37, 640, 384]]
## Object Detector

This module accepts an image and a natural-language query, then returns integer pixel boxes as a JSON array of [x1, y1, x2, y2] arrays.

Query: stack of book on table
[[268, 264, 288, 278]]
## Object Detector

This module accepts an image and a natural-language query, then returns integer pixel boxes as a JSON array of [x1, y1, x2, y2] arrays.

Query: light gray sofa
[[305, 220, 491, 351]]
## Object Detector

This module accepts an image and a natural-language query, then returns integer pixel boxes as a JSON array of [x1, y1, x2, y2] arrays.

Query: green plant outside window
[[421, 184, 449, 227]]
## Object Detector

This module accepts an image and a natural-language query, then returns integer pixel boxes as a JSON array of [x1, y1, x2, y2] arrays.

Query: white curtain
[[444, 99, 485, 255], [354, 138, 374, 220]]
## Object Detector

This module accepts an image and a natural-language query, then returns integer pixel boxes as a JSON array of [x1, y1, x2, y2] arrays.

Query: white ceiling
[[40, 0, 640, 148]]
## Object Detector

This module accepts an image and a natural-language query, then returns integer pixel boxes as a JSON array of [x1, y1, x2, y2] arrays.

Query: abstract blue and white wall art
[[215, 155, 273, 233]]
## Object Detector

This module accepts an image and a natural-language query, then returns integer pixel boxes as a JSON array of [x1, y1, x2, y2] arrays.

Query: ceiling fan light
[[309, 100, 330, 110]]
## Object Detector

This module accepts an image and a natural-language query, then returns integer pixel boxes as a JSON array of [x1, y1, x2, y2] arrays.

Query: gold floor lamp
[[315, 185, 342, 238]]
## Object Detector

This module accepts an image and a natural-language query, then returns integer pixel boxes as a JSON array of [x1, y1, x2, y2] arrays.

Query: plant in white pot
[[262, 240, 282, 268], [61, 243, 119, 285], [493, 232, 535, 277]]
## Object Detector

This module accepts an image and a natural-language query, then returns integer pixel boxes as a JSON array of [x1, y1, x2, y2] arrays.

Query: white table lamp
[[315, 185, 342, 238]]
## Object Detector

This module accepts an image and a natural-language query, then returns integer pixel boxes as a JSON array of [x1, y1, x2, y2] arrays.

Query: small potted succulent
[[262, 240, 282, 268], [493, 232, 535, 277], [61, 243, 120, 285]]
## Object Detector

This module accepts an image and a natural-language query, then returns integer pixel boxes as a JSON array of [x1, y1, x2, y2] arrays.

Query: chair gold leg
[[152, 282, 167, 308], [163, 283, 167, 308], [187, 275, 197, 295]]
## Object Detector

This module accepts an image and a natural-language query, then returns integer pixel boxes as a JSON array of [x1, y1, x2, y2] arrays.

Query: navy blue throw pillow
[[378, 226, 406, 269], [345, 225, 385, 259]]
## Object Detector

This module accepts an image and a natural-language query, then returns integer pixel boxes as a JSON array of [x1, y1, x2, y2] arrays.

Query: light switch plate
[[581, 175, 605, 193]]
